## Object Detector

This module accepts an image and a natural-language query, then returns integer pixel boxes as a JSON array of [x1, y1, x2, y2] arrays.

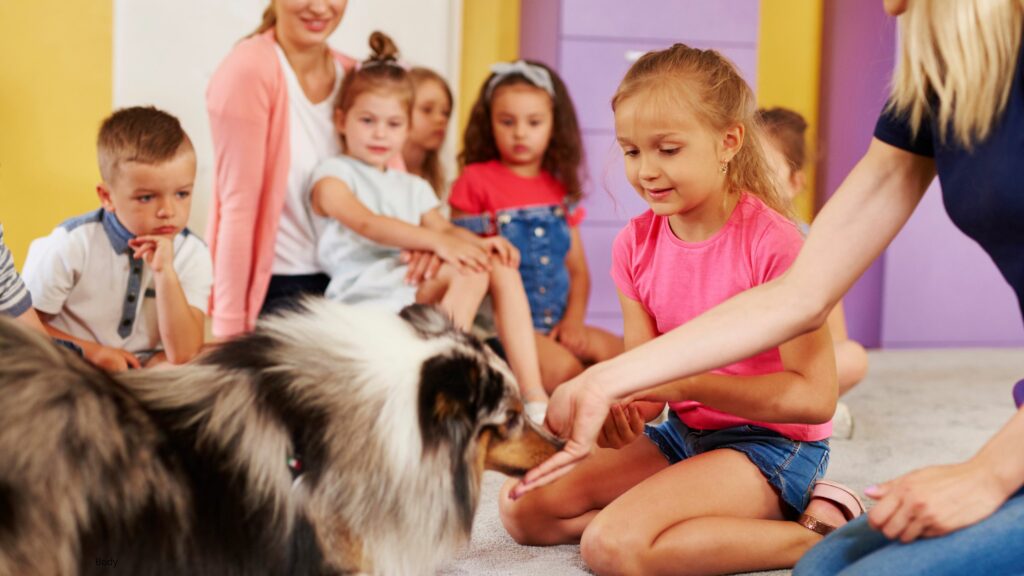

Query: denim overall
[[453, 205, 571, 332]]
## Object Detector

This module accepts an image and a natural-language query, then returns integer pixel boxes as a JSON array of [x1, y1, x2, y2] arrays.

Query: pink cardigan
[[205, 30, 356, 337]]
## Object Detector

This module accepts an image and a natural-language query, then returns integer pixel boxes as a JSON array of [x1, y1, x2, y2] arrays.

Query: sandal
[[798, 480, 866, 536]]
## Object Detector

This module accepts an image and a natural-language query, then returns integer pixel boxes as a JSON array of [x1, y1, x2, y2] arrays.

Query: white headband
[[484, 60, 555, 99]]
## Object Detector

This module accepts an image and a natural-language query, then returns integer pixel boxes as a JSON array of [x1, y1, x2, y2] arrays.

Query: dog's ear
[[417, 354, 505, 449], [400, 304, 455, 339]]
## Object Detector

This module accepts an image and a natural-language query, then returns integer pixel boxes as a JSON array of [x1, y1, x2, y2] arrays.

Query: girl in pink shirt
[[501, 45, 862, 575]]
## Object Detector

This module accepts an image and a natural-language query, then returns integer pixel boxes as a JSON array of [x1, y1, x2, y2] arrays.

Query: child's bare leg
[[416, 263, 488, 331], [499, 437, 670, 545], [836, 339, 868, 395], [580, 449, 834, 576], [535, 333, 584, 393], [486, 264, 547, 403], [576, 326, 624, 364]]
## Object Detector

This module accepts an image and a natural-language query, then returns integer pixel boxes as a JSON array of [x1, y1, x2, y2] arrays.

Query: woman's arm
[[516, 139, 936, 494], [206, 44, 275, 337], [590, 140, 934, 400]]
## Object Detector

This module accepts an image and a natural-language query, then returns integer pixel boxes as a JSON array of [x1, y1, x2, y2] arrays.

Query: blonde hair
[[409, 67, 453, 197], [890, 0, 1023, 148], [612, 44, 791, 218]]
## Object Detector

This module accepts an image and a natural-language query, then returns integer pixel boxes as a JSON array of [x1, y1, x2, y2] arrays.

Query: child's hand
[[401, 250, 443, 284], [86, 344, 142, 372], [550, 319, 589, 358], [129, 235, 175, 275], [479, 236, 520, 268], [597, 403, 646, 449], [437, 236, 490, 273]]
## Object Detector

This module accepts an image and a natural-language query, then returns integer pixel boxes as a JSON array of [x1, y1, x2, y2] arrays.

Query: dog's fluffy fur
[[0, 300, 561, 575]]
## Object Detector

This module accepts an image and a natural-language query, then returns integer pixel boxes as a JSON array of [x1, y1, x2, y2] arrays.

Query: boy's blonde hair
[[890, 0, 1023, 148], [612, 44, 791, 219], [97, 106, 193, 184]]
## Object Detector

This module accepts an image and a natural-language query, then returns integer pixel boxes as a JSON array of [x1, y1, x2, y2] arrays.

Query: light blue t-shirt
[[310, 155, 440, 311]]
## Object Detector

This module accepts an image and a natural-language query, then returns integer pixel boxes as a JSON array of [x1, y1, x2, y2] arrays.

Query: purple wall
[[882, 184, 1024, 347], [522, 0, 760, 335], [816, 2, 897, 348]]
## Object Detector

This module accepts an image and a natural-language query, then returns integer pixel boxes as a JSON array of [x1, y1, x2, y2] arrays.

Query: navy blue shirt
[[874, 41, 1024, 324]]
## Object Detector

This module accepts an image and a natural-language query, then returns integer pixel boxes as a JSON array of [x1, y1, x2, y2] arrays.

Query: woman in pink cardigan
[[206, 1, 355, 337]]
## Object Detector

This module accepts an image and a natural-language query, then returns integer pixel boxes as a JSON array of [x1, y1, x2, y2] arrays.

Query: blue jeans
[[794, 487, 1024, 575], [453, 205, 571, 332], [645, 412, 830, 517]]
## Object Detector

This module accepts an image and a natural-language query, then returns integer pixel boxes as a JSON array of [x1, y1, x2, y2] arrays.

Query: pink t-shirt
[[449, 161, 585, 226], [611, 193, 831, 441]]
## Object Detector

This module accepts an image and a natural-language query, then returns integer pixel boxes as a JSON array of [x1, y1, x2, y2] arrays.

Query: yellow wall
[[757, 0, 823, 222], [459, 0, 521, 139], [0, 1, 113, 264]]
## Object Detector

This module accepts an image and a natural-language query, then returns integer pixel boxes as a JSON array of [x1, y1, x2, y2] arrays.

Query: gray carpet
[[442, 348, 1023, 575]]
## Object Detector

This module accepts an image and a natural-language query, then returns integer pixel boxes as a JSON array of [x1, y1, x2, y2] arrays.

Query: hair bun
[[368, 31, 400, 63]]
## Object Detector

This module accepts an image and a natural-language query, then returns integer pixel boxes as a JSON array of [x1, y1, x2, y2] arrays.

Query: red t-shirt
[[448, 161, 585, 226]]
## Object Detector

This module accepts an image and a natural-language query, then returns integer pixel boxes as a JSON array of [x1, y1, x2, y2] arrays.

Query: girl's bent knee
[[580, 519, 642, 576]]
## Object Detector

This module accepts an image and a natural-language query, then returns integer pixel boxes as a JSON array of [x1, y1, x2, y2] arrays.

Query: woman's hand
[[865, 459, 1010, 542], [597, 403, 646, 449], [510, 368, 615, 498], [400, 250, 443, 284]]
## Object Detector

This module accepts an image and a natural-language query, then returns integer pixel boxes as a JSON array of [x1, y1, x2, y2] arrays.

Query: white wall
[[114, 0, 462, 236]]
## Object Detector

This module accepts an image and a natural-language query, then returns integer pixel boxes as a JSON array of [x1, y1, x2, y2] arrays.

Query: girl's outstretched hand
[[597, 403, 645, 449], [510, 369, 613, 499], [865, 459, 1010, 542]]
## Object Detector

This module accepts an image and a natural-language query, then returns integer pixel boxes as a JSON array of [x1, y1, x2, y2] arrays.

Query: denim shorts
[[645, 411, 830, 517]]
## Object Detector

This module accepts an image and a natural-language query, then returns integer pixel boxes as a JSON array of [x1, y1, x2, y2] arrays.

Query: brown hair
[[335, 32, 414, 152], [613, 44, 791, 218], [97, 106, 193, 183], [757, 107, 809, 172], [409, 67, 453, 196], [459, 60, 584, 204]]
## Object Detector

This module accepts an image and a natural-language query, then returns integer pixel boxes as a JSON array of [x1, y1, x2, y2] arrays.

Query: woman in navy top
[[516, 1, 1024, 573]]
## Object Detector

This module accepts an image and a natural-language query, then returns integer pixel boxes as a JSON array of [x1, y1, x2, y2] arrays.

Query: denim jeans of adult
[[793, 487, 1024, 575]]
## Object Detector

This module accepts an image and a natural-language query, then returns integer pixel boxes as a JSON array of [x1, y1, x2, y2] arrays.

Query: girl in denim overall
[[450, 60, 623, 393], [499, 45, 864, 575]]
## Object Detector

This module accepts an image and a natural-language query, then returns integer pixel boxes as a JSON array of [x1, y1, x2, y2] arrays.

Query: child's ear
[[720, 123, 745, 164], [96, 184, 116, 212]]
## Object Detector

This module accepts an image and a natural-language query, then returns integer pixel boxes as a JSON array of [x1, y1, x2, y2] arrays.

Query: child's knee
[[540, 348, 583, 391], [580, 517, 644, 575], [498, 480, 541, 545]]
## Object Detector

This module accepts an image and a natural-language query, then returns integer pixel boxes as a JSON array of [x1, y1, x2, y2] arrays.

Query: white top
[[272, 44, 343, 275], [22, 209, 213, 355], [311, 155, 440, 311]]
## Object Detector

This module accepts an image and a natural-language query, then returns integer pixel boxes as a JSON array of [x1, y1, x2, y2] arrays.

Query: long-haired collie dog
[[0, 300, 561, 575]]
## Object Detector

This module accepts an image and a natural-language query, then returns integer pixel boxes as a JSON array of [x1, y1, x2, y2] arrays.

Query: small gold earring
[[719, 162, 728, 175]]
